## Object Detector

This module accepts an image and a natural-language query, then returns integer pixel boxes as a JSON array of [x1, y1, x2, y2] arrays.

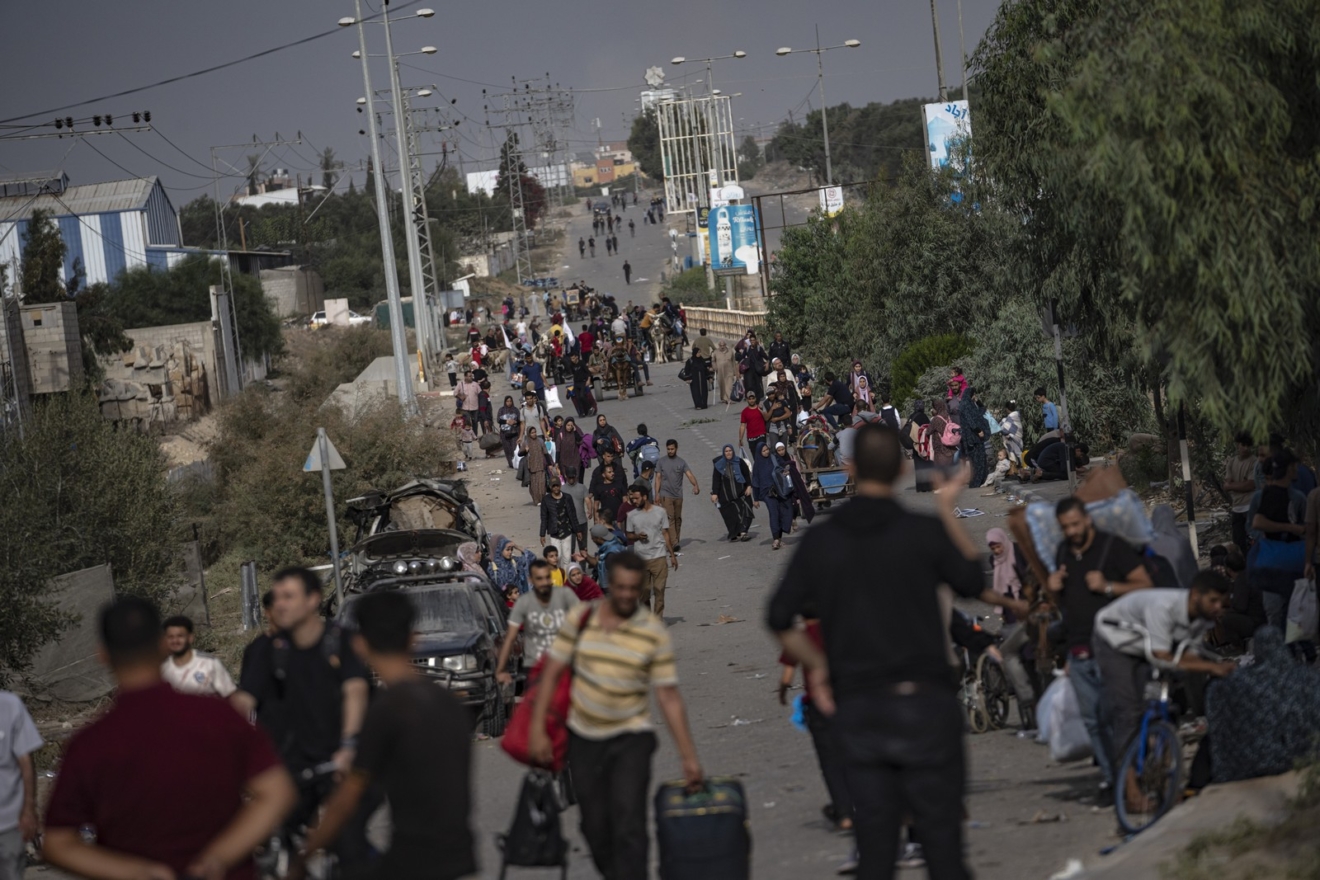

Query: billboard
[[708, 204, 760, 275], [922, 100, 971, 170], [819, 186, 844, 217]]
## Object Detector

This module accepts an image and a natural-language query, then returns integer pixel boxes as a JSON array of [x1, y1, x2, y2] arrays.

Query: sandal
[[772, 540, 781, 550]]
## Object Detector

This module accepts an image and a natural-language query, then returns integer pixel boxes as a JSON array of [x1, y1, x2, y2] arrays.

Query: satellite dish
[[644, 66, 665, 88]]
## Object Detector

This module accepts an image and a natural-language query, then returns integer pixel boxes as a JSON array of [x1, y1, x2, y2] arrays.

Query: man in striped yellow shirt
[[528, 550, 702, 880]]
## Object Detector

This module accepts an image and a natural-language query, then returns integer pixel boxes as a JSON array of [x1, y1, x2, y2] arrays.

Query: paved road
[[464, 337, 1123, 879]]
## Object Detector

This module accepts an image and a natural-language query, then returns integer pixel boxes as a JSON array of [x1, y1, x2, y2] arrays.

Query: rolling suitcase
[[654, 777, 750, 880]]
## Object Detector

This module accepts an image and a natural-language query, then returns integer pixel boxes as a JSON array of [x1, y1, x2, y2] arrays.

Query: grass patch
[[681, 417, 721, 427]]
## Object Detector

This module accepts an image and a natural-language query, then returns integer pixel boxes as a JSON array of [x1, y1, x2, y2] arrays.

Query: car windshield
[[345, 586, 479, 635]]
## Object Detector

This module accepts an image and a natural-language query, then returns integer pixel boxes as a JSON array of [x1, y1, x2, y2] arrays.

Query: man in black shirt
[[1046, 497, 1152, 800], [291, 590, 476, 880], [768, 424, 1024, 880], [815, 371, 855, 429], [589, 463, 626, 525], [235, 568, 373, 865]]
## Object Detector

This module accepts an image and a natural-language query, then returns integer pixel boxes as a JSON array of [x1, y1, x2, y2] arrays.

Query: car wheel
[[481, 690, 508, 738]]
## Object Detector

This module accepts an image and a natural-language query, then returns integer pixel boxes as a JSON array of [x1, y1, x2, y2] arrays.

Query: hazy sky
[[0, 0, 1003, 206]]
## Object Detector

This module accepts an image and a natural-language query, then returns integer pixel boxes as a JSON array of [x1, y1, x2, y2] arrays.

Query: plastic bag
[[497, 770, 568, 868], [1026, 489, 1154, 571], [1034, 675, 1064, 745], [544, 385, 563, 411], [1047, 675, 1093, 763], [1286, 577, 1318, 644]]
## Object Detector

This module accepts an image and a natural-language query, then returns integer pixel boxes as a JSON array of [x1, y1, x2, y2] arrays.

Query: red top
[[579, 331, 595, 354], [740, 406, 767, 439], [568, 572, 604, 600], [45, 682, 281, 880], [778, 620, 825, 703]]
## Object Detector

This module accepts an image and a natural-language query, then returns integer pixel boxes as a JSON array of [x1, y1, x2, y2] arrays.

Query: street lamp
[[341, 3, 439, 398], [339, 3, 414, 414], [670, 50, 746, 95], [776, 27, 860, 186]]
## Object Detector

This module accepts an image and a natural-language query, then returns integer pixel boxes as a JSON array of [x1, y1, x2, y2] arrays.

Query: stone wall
[[20, 301, 83, 393]]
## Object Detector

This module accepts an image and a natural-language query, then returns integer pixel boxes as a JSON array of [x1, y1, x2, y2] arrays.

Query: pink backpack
[[939, 418, 962, 447]]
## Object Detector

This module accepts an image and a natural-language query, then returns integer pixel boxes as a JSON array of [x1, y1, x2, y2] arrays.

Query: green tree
[[494, 133, 548, 230], [0, 393, 178, 681], [628, 110, 663, 181], [736, 135, 763, 180], [891, 334, 974, 404], [319, 146, 341, 190], [20, 209, 68, 303], [972, 0, 1320, 440], [105, 255, 283, 359]]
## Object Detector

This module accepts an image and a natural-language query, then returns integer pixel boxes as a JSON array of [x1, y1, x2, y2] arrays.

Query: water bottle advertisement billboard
[[707, 205, 760, 275]]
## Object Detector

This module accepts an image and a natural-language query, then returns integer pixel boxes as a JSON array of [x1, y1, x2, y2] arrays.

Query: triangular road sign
[[304, 435, 347, 472]]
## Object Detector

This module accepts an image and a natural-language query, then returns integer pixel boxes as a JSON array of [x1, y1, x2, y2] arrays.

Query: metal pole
[[816, 26, 832, 186], [354, 0, 416, 414], [318, 427, 345, 609], [1177, 404, 1200, 561], [383, 9, 431, 384], [929, 0, 949, 102]]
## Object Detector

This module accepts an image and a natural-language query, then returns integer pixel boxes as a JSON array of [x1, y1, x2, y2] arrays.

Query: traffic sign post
[[305, 428, 347, 609]]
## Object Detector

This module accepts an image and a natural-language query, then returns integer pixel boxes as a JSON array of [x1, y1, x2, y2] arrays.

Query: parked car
[[310, 310, 372, 328], [346, 478, 488, 552], [339, 571, 522, 737]]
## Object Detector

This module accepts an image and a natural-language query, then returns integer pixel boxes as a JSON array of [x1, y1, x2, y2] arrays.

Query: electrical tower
[[483, 75, 576, 283]]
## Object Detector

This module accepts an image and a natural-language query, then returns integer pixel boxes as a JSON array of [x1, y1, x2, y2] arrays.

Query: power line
[[0, 0, 429, 125]]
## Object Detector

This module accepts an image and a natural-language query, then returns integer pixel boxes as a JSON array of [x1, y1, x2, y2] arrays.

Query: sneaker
[[896, 843, 925, 869], [836, 853, 859, 875], [1095, 781, 1115, 808]]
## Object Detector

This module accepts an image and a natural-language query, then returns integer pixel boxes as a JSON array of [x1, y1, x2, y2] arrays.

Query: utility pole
[[382, 4, 432, 381], [350, 0, 416, 414], [929, 0, 949, 102]]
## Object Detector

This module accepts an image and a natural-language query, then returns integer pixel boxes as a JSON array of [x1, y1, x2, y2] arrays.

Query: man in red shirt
[[738, 391, 769, 457], [43, 598, 295, 880], [578, 325, 595, 356]]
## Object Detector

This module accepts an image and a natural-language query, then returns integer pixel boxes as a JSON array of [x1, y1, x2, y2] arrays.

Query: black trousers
[[717, 497, 752, 539], [806, 701, 853, 821], [834, 691, 969, 880], [1231, 511, 1249, 553], [1093, 636, 1149, 769], [570, 731, 656, 880]]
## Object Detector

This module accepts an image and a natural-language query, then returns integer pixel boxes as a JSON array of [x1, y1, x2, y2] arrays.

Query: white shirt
[[161, 651, 237, 698], [1093, 589, 1213, 657]]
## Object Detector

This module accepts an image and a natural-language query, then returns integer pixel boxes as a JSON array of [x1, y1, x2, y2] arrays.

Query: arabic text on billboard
[[923, 101, 971, 171]]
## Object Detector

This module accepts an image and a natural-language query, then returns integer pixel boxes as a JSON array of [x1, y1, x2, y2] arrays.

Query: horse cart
[[794, 416, 854, 507]]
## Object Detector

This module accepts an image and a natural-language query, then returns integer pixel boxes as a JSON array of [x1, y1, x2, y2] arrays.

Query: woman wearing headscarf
[[852, 375, 875, 414], [711, 444, 754, 541], [488, 535, 535, 594], [591, 413, 625, 460], [496, 395, 521, 467], [712, 340, 738, 403], [556, 417, 584, 484], [957, 386, 989, 489], [519, 426, 551, 504], [910, 399, 934, 493], [986, 529, 1040, 719], [753, 442, 797, 550], [848, 360, 873, 408], [928, 398, 958, 469], [1148, 504, 1198, 588], [565, 562, 604, 601]]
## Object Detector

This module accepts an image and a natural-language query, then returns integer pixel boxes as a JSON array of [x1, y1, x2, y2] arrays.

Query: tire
[[481, 689, 509, 738], [977, 654, 1013, 731], [1115, 719, 1183, 835]]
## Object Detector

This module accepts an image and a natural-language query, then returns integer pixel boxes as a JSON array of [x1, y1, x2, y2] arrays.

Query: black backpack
[[498, 770, 568, 874]]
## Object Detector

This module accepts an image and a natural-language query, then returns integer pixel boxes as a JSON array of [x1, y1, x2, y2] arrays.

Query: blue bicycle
[[1101, 618, 1194, 835]]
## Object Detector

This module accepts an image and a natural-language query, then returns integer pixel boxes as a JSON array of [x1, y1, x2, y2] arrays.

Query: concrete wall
[[261, 266, 325, 318], [20, 301, 83, 393], [0, 298, 33, 409], [457, 242, 516, 279], [96, 319, 267, 424]]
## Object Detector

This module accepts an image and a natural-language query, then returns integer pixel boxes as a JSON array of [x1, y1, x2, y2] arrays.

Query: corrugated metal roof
[[0, 177, 158, 223]]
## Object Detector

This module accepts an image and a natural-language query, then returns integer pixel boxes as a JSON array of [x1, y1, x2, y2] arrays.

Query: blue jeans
[[819, 403, 852, 429], [1068, 655, 1115, 786]]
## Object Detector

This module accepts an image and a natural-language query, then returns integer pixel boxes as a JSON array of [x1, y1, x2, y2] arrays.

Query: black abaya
[[687, 358, 711, 408]]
